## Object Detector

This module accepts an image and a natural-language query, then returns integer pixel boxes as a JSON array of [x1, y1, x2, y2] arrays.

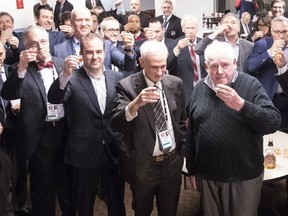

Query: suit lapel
[[135, 72, 156, 133], [104, 70, 115, 114], [78, 68, 102, 115], [162, 77, 175, 123], [28, 62, 47, 104]]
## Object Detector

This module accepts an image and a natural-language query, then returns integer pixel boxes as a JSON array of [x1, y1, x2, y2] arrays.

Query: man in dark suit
[[54, 0, 74, 30], [85, 0, 104, 9], [111, 0, 152, 28], [34, 5, 67, 55], [239, 12, 254, 39], [156, 0, 183, 40], [0, 12, 24, 65], [33, 0, 49, 15], [1, 25, 66, 216], [167, 14, 207, 109], [111, 40, 187, 216], [54, 7, 137, 72], [273, 48, 288, 95], [48, 33, 125, 216], [247, 16, 288, 132]]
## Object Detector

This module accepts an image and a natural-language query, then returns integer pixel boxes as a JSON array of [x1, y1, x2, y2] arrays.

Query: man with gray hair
[[169, 14, 207, 109], [247, 15, 288, 132], [111, 40, 187, 216], [186, 40, 280, 216], [155, 0, 183, 39], [1, 25, 66, 216]]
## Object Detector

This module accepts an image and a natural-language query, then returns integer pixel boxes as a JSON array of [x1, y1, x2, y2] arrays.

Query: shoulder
[[239, 38, 254, 48], [106, 69, 124, 80]]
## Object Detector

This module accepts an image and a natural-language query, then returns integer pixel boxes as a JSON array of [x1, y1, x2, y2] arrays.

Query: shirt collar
[[84, 65, 106, 80], [143, 70, 162, 88]]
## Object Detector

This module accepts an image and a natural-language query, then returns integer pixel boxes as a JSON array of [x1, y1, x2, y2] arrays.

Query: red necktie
[[189, 44, 199, 81], [37, 60, 54, 70]]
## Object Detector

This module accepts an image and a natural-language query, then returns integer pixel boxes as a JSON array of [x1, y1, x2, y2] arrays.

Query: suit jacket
[[247, 37, 277, 99], [54, 37, 137, 72], [4, 31, 24, 65], [48, 68, 124, 168], [156, 14, 184, 40], [1, 57, 64, 159], [239, 20, 254, 36], [85, 0, 104, 9], [276, 70, 288, 95], [111, 71, 187, 184], [195, 36, 253, 74], [111, 9, 152, 28], [54, 0, 74, 30], [169, 37, 207, 108], [49, 31, 67, 56]]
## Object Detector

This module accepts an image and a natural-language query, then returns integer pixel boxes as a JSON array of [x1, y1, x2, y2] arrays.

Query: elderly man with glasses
[[247, 16, 288, 133]]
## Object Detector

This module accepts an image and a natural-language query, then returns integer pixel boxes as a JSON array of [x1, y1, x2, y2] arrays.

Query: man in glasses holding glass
[[186, 40, 280, 216], [247, 16, 288, 133]]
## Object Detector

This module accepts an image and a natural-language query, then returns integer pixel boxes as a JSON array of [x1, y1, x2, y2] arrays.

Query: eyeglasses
[[272, 30, 288, 35], [105, 28, 120, 33]]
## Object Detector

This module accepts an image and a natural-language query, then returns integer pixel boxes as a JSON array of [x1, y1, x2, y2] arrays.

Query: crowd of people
[[0, 0, 287, 216]]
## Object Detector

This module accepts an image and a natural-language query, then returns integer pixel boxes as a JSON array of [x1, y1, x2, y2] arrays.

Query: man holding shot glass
[[186, 41, 280, 216], [1, 25, 66, 216], [54, 7, 137, 73]]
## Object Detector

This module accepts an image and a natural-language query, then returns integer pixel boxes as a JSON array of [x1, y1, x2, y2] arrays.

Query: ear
[[34, 17, 38, 24], [139, 57, 145, 68]]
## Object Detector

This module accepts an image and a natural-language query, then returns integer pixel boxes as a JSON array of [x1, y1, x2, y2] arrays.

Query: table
[[182, 131, 288, 189]]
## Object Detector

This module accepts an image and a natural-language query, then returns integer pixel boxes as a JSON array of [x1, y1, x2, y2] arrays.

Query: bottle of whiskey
[[264, 138, 276, 169]]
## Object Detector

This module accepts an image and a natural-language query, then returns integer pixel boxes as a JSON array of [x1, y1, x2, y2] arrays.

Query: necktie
[[37, 60, 54, 70], [163, 16, 168, 32], [189, 44, 199, 82], [153, 85, 170, 153], [245, 24, 250, 34], [59, 4, 64, 21], [91, 0, 96, 7]]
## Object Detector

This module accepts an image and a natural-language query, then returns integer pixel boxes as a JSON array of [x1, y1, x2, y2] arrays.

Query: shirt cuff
[[59, 72, 71, 90], [125, 105, 137, 121], [17, 69, 26, 78], [277, 64, 288, 75]]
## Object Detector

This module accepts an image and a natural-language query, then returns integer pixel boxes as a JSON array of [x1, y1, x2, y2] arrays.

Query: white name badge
[[158, 129, 173, 150], [47, 103, 65, 121]]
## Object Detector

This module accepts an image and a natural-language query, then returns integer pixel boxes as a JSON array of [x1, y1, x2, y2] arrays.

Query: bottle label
[[264, 155, 276, 169]]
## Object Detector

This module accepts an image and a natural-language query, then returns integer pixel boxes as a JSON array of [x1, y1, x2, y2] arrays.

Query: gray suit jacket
[[195, 36, 254, 73], [111, 71, 187, 184]]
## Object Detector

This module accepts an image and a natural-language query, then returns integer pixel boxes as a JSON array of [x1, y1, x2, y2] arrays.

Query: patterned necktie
[[189, 44, 199, 82], [153, 85, 170, 153], [163, 16, 168, 32], [37, 60, 54, 70]]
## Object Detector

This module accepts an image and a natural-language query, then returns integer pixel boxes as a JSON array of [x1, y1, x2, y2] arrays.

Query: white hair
[[181, 14, 198, 28], [140, 41, 168, 59], [204, 41, 235, 61]]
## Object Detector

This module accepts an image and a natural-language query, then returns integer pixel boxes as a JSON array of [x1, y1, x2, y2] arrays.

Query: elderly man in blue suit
[[247, 16, 288, 132], [54, 7, 137, 72]]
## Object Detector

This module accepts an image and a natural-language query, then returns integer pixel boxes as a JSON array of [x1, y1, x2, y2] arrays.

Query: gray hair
[[100, 18, 119, 32], [271, 15, 288, 29], [204, 41, 235, 62], [181, 14, 198, 28], [22, 25, 48, 48], [140, 41, 168, 59]]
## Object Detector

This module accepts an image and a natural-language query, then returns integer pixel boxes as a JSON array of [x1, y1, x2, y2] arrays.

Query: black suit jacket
[[156, 15, 184, 40], [111, 71, 187, 184], [1, 57, 64, 158], [276, 71, 288, 95], [54, 0, 74, 30], [48, 68, 124, 168], [4, 31, 24, 65], [169, 37, 207, 108], [85, 0, 104, 9]]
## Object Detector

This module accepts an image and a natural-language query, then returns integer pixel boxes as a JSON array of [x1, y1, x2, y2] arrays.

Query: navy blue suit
[[54, 37, 137, 72], [247, 37, 288, 132], [4, 32, 24, 65], [48, 31, 67, 56]]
